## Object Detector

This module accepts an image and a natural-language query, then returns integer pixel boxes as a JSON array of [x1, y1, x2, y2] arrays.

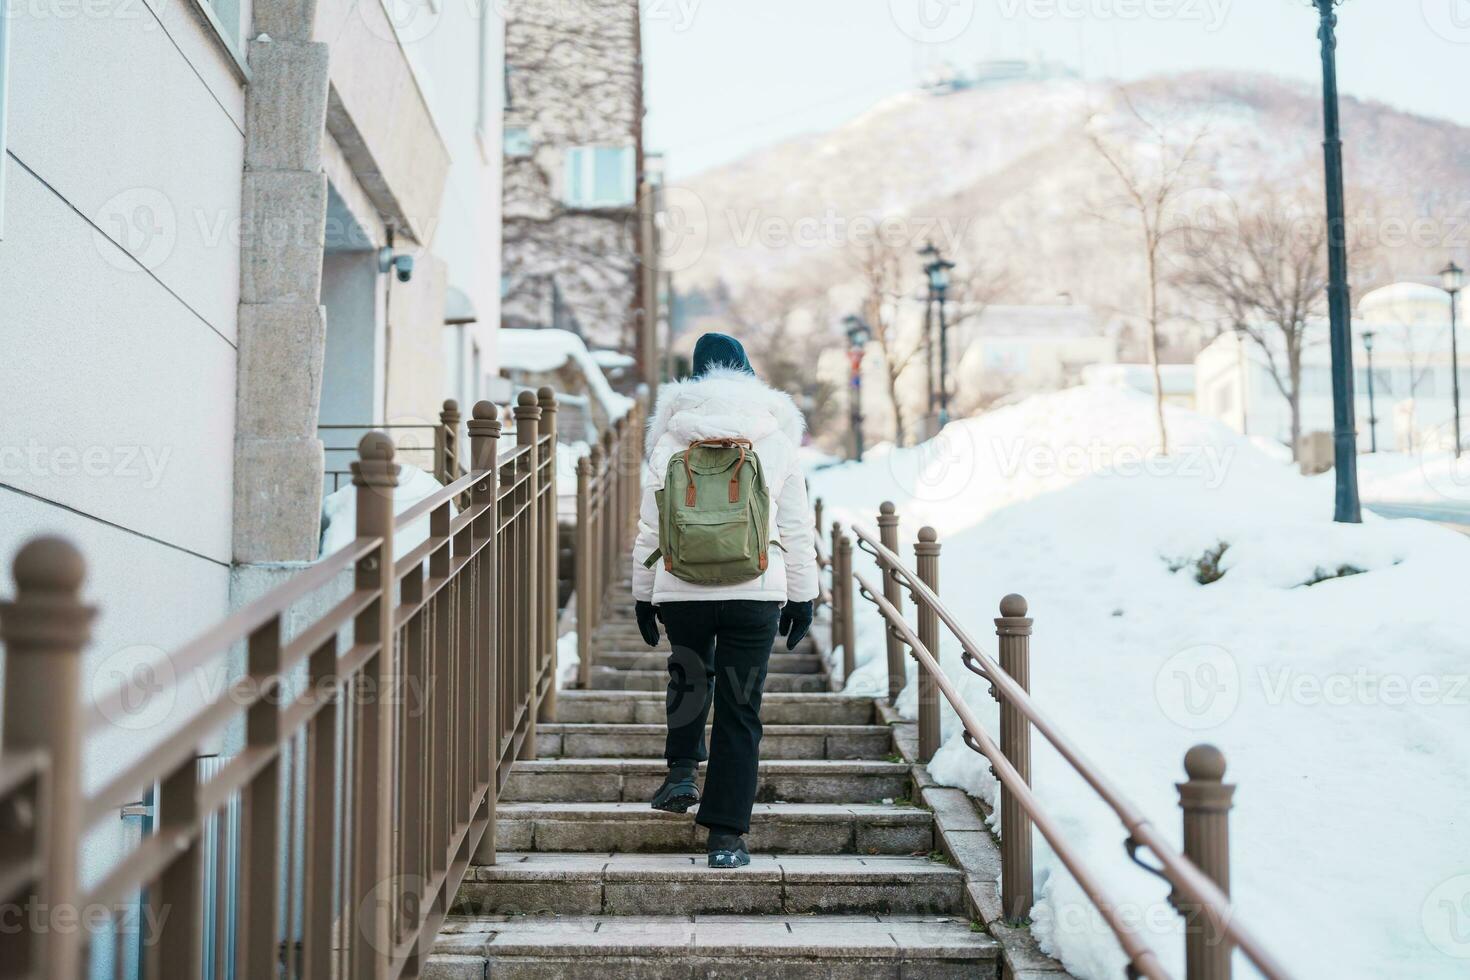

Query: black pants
[[659, 599, 781, 836]]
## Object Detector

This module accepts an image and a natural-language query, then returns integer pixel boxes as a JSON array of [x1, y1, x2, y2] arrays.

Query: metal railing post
[[913, 527, 942, 762], [1178, 745, 1235, 980], [590, 444, 606, 645], [876, 501, 905, 704], [813, 496, 824, 554], [514, 392, 542, 759], [603, 427, 618, 603], [0, 537, 93, 979], [575, 456, 593, 688], [469, 402, 502, 865], [437, 398, 461, 487], [836, 533, 856, 682], [350, 432, 398, 979], [829, 521, 844, 653], [537, 387, 559, 723], [995, 593, 1035, 924]]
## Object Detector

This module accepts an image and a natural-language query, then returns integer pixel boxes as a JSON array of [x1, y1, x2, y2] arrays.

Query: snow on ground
[[320, 463, 452, 559], [808, 384, 1470, 979], [1355, 450, 1470, 507]]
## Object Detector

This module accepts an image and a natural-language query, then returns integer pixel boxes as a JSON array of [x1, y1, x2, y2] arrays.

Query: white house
[[1194, 282, 1469, 455]]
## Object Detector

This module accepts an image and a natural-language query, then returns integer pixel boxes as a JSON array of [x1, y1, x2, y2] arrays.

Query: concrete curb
[[877, 702, 1075, 980]]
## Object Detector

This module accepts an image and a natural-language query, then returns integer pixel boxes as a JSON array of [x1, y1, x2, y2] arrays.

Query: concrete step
[[554, 691, 876, 726], [496, 801, 932, 855], [592, 650, 825, 674], [429, 913, 998, 979], [536, 724, 892, 761], [453, 853, 965, 917], [502, 759, 912, 805], [588, 667, 832, 694]]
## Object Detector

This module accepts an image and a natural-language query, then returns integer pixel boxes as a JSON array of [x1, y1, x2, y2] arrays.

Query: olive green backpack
[[642, 438, 772, 585]]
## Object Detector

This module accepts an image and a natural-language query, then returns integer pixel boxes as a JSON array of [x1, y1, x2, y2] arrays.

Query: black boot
[[706, 830, 750, 869], [650, 760, 700, 813]]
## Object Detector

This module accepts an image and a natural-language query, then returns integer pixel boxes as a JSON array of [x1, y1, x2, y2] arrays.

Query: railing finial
[[999, 593, 1028, 619]]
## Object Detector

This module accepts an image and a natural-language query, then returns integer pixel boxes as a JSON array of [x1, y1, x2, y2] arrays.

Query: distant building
[[950, 304, 1119, 400], [920, 57, 1078, 96], [501, 0, 654, 357], [1194, 282, 1468, 453]]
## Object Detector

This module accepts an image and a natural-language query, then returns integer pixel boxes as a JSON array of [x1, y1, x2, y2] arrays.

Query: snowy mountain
[[672, 71, 1470, 328]]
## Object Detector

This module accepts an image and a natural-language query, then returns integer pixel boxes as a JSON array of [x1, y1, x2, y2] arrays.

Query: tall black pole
[[1451, 289, 1463, 458], [1316, 0, 1361, 522], [937, 289, 950, 427], [923, 286, 936, 422], [1363, 333, 1377, 453], [850, 352, 864, 462]]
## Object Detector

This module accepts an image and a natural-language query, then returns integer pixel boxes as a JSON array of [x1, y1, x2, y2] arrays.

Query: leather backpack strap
[[727, 444, 746, 503]]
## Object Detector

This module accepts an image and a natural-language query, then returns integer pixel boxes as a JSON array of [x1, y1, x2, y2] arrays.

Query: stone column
[[232, 0, 333, 565]]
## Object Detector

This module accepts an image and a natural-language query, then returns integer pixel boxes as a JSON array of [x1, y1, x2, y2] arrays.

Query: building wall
[[0, 7, 247, 958], [402, 0, 506, 406], [502, 0, 642, 349]]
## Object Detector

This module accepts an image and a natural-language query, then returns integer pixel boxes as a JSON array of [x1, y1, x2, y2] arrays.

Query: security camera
[[377, 247, 416, 283], [393, 254, 414, 283]]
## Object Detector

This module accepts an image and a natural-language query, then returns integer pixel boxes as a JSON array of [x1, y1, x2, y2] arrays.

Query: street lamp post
[[1362, 330, 1377, 453], [921, 245, 956, 429], [918, 243, 939, 427], [844, 315, 872, 462], [1314, 0, 1362, 523], [1441, 260, 1465, 458]]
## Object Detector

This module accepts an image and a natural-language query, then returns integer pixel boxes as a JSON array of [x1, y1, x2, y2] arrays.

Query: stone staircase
[[430, 581, 1004, 979]]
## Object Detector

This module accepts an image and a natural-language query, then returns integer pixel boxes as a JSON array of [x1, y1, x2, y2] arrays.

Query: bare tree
[[851, 242, 923, 446], [725, 282, 843, 439], [1177, 184, 1376, 460], [1087, 92, 1209, 455]]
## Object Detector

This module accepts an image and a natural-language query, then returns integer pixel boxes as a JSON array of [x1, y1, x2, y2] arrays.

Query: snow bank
[[498, 328, 635, 422], [320, 463, 453, 559], [1355, 450, 1470, 507], [809, 385, 1470, 979]]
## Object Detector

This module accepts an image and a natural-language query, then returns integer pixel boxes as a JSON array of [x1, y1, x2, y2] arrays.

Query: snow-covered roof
[[498, 328, 634, 420], [1358, 280, 1462, 328], [589, 349, 637, 370]]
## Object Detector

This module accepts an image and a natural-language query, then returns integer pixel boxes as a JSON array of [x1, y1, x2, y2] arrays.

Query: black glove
[[635, 600, 661, 647], [778, 600, 814, 650]]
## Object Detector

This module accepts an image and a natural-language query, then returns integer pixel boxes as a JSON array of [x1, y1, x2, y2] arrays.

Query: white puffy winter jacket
[[631, 369, 818, 606]]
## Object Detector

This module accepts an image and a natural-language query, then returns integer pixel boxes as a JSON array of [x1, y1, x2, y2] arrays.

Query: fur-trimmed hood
[[646, 369, 806, 450]]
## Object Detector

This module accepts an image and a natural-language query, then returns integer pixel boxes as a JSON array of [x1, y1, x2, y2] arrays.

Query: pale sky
[[644, 0, 1470, 179]]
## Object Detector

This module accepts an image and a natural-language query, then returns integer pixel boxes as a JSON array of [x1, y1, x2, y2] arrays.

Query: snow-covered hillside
[[677, 71, 1470, 318], [808, 384, 1470, 978]]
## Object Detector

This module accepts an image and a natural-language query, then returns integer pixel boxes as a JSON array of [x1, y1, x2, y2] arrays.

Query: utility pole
[[1363, 331, 1377, 453], [1315, 0, 1362, 523]]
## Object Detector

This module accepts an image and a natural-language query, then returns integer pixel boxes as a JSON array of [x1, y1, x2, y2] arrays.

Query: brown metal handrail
[[321, 399, 473, 496], [816, 505, 1294, 980], [0, 390, 562, 979], [573, 391, 647, 687]]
